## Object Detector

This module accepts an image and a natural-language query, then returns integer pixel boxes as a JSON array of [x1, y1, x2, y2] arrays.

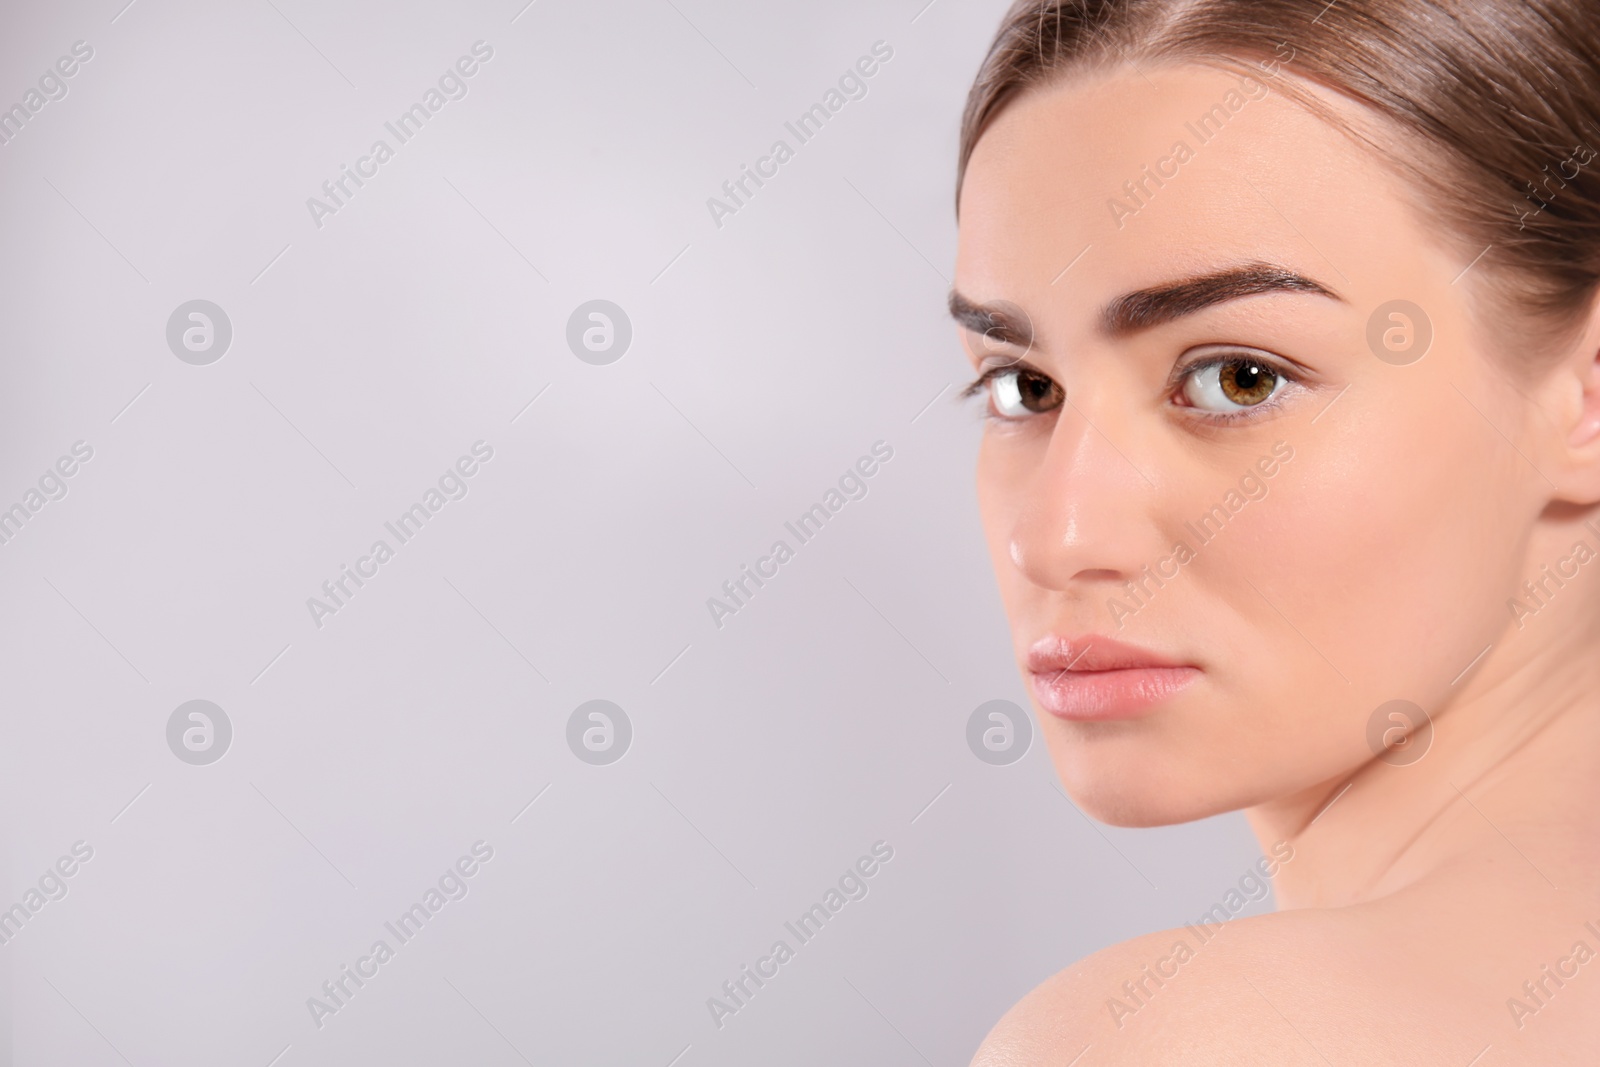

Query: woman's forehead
[[954, 65, 1437, 331]]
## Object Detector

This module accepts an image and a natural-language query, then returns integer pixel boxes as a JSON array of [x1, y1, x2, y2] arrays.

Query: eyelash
[[960, 352, 1304, 425], [958, 366, 1022, 404]]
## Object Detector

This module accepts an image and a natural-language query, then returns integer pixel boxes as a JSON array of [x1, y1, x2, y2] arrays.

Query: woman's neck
[[1246, 621, 1600, 910]]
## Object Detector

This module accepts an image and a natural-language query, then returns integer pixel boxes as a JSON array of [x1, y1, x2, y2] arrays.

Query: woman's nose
[[1005, 401, 1167, 594]]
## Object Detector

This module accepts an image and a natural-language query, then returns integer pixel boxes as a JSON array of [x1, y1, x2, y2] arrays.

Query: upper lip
[[1026, 634, 1191, 674]]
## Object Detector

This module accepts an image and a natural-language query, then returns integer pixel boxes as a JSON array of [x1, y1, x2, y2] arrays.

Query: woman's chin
[[1049, 758, 1245, 828]]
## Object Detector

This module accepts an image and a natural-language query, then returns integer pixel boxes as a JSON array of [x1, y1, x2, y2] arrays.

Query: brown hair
[[957, 0, 1600, 340]]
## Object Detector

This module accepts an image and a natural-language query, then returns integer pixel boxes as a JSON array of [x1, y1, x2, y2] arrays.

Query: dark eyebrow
[[948, 291, 1034, 350], [1102, 262, 1341, 336], [948, 263, 1340, 353]]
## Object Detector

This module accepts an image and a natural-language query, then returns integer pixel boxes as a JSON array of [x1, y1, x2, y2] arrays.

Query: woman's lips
[[1026, 635, 1200, 721]]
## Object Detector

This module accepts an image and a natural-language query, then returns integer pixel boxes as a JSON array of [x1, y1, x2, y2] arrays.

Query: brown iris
[[1013, 370, 1064, 413], [1217, 359, 1278, 406]]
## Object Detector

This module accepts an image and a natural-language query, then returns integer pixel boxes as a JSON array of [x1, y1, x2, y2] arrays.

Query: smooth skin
[[956, 60, 1600, 1065]]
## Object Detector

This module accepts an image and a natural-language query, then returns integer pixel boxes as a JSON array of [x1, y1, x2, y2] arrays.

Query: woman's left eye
[[1177, 354, 1293, 415]]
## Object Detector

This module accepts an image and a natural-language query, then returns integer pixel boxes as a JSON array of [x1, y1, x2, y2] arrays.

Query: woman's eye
[[989, 368, 1064, 418], [1179, 356, 1288, 414]]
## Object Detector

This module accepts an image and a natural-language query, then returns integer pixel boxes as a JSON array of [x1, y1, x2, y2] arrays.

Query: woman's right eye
[[985, 367, 1065, 419]]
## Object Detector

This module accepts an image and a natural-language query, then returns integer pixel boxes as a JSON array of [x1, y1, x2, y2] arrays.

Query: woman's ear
[[1546, 299, 1600, 503], [1567, 346, 1600, 449]]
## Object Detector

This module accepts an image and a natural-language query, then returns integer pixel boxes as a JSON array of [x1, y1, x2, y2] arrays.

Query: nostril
[[1073, 568, 1124, 583]]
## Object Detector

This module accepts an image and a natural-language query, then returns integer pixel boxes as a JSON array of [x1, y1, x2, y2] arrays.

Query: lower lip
[[1030, 666, 1200, 721]]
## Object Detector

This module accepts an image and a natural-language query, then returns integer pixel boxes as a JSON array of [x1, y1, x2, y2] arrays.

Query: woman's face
[[955, 62, 1563, 826]]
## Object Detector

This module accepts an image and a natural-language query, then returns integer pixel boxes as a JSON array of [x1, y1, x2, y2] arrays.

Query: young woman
[[952, 1, 1600, 1062]]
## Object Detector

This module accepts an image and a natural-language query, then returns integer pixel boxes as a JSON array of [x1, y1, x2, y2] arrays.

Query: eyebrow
[[948, 262, 1342, 350], [947, 292, 1034, 349], [1103, 262, 1341, 335]]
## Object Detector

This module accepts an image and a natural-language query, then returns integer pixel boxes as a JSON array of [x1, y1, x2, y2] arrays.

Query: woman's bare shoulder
[[969, 892, 1600, 1066], [969, 911, 1361, 1067]]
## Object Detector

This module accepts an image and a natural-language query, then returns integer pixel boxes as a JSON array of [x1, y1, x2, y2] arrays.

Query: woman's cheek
[[977, 435, 1037, 574], [1211, 429, 1467, 700]]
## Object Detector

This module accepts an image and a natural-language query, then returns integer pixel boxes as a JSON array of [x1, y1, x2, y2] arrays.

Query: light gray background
[[0, 1, 1263, 1063]]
